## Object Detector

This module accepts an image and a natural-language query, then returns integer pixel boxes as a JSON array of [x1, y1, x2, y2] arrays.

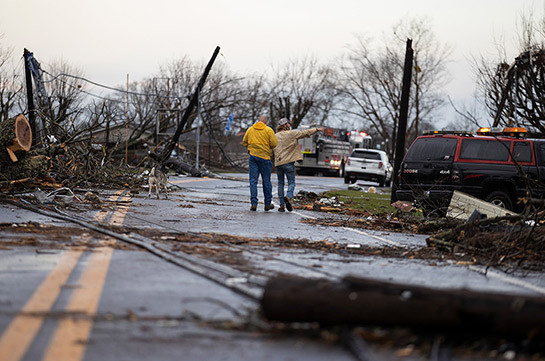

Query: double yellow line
[[0, 191, 131, 361]]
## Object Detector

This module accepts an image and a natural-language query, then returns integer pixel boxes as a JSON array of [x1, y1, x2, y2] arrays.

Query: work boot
[[250, 204, 257, 211], [264, 204, 274, 211], [278, 205, 285, 212], [283, 197, 293, 212]]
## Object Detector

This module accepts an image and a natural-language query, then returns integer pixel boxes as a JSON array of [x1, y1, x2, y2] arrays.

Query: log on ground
[[0, 154, 50, 181], [260, 275, 545, 337]]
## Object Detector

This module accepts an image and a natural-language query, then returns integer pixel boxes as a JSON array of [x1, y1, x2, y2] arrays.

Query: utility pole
[[125, 73, 129, 164], [158, 46, 220, 164], [195, 92, 200, 168], [23, 49, 37, 147], [391, 39, 413, 204]]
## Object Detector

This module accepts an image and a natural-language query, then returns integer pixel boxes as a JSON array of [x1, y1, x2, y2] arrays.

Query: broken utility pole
[[261, 275, 545, 338], [390, 39, 413, 204], [23, 49, 37, 147], [156, 46, 221, 167]]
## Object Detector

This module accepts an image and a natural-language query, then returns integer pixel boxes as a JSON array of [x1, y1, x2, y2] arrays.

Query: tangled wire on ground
[[428, 213, 545, 271]]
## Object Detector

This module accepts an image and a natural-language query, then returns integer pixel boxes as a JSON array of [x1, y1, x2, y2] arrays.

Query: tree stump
[[0, 114, 32, 163]]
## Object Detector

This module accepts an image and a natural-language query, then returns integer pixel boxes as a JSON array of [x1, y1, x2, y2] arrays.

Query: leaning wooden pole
[[158, 46, 220, 164], [391, 39, 413, 204]]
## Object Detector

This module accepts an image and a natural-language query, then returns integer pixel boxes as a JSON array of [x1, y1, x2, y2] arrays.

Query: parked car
[[344, 149, 392, 187], [395, 127, 545, 216]]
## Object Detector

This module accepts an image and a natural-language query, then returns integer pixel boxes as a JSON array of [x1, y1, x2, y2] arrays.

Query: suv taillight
[[379, 161, 383, 168]]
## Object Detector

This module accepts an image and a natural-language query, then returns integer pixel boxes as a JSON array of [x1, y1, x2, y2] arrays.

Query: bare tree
[[232, 74, 273, 131], [268, 56, 339, 129], [154, 57, 262, 136], [337, 17, 451, 156], [475, 12, 545, 132], [0, 38, 22, 122], [41, 60, 87, 141], [337, 35, 400, 154]]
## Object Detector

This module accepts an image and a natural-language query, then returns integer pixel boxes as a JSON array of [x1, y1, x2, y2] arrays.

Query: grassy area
[[322, 189, 398, 215]]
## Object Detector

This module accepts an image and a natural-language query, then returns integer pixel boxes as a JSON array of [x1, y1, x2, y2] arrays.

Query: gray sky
[[1, 0, 544, 125]]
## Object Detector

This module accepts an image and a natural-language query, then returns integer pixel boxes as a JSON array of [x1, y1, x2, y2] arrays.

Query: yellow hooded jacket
[[242, 121, 278, 160]]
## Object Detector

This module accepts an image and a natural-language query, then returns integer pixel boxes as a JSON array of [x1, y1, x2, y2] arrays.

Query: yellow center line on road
[[0, 250, 82, 361], [0, 191, 124, 361], [42, 194, 131, 361], [41, 247, 113, 361]]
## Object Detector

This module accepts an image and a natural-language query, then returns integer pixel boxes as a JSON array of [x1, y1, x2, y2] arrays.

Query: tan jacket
[[242, 121, 278, 160], [273, 128, 319, 166]]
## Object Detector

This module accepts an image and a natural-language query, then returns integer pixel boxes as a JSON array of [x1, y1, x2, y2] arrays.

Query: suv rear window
[[460, 139, 510, 161], [404, 137, 457, 161], [351, 151, 381, 160], [513, 141, 532, 162]]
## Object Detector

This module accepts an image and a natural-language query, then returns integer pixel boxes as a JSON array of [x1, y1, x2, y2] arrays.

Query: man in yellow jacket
[[272, 118, 323, 212], [242, 115, 278, 211]]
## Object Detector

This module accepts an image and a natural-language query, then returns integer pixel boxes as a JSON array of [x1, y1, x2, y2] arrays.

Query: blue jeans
[[276, 162, 296, 206], [249, 155, 273, 205]]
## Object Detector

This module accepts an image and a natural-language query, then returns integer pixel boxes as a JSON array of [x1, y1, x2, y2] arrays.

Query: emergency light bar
[[422, 130, 474, 136], [476, 127, 527, 137]]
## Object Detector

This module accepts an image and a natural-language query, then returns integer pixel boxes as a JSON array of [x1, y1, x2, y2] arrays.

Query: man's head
[[277, 117, 291, 132], [258, 115, 268, 124]]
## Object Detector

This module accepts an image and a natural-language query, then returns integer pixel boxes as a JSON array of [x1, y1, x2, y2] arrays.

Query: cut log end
[[14, 114, 32, 151]]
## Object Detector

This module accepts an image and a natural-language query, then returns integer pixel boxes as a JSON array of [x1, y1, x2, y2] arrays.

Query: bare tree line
[[474, 10, 545, 134], [5, 13, 545, 167]]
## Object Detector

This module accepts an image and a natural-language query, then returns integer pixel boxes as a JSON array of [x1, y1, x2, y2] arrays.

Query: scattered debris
[[32, 187, 76, 205], [391, 200, 414, 212], [447, 191, 517, 220], [318, 197, 344, 207], [427, 214, 545, 270], [347, 184, 378, 194], [0, 222, 136, 250], [178, 203, 195, 208], [295, 190, 319, 200], [83, 191, 102, 204]]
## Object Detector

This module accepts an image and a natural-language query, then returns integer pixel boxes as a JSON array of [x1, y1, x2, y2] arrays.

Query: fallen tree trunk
[[0, 114, 32, 163], [261, 275, 545, 337], [0, 154, 50, 181]]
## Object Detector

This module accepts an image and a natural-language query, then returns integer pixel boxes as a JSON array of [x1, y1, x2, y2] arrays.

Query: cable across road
[[6, 197, 340, 303]]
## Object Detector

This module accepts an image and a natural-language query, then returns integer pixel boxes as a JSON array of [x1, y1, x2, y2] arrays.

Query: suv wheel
[[484, 191, 513, 211], [344, 175, 350, 184]]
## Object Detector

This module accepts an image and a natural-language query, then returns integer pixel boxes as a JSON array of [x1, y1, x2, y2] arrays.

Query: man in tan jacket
[[272, 118, 323, 212]]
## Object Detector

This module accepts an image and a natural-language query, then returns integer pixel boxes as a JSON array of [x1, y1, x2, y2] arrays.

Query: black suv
[[395, 128, 545, 215]]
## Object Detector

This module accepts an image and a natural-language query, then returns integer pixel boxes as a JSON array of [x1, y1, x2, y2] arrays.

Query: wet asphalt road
[[1, 173, 545, 361]]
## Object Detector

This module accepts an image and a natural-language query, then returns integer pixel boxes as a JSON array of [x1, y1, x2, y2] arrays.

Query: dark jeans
[[248, 155, 273, 205], [276, 162, 296, 206]]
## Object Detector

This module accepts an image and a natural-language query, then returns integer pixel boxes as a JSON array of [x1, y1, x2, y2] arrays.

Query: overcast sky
[[1, 0, 544, 126]]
